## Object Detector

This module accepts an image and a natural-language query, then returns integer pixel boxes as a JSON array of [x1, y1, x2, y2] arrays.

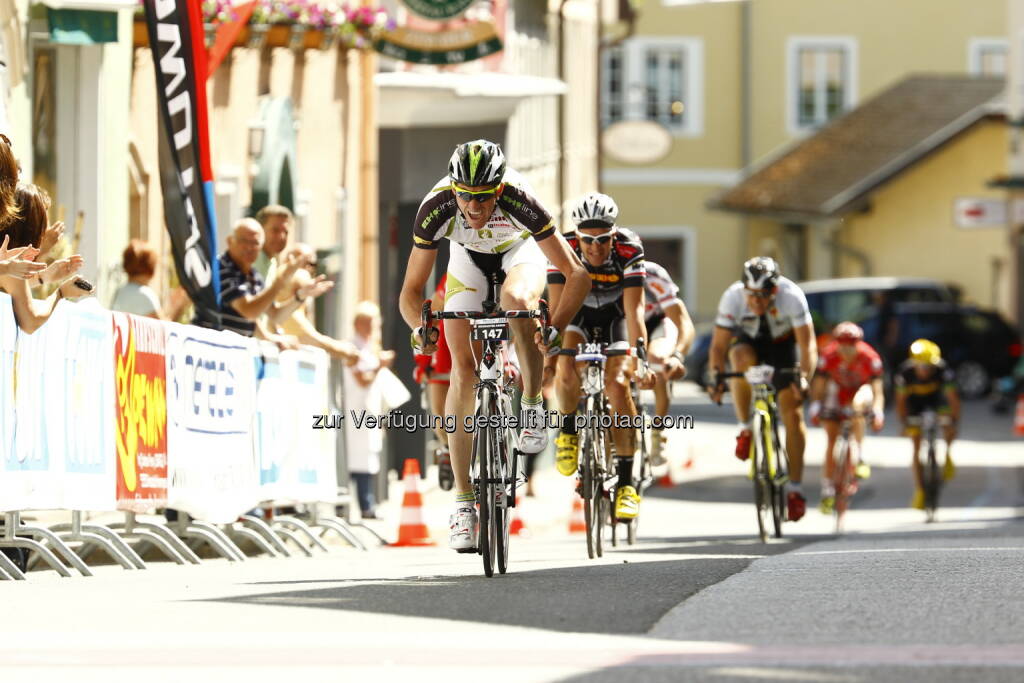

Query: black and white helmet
[[742, 256, 780, 292], [448, 139, 506, 187], [571, 192, 619, 228]]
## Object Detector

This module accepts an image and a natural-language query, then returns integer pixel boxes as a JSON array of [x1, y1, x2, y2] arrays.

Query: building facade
[[600, 0, 1008, 322]]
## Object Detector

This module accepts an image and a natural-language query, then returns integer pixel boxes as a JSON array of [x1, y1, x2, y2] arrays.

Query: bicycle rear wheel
[[580, 419, 598, 560]]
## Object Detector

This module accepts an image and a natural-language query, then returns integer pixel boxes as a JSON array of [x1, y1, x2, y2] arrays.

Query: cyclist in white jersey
[[399, 140, 590, 552], [707, 257, 817, 522], [643, 260, 695, 465]]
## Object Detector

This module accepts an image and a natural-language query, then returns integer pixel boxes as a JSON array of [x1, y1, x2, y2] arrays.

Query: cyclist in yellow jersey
[[399, 140, 590, 552]]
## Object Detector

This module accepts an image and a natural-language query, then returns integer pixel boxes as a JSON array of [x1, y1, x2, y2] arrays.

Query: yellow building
[[600, 0, 1007, 322]]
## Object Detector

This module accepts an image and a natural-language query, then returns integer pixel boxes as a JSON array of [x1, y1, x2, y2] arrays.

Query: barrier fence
[[0, 293, 373, 580]]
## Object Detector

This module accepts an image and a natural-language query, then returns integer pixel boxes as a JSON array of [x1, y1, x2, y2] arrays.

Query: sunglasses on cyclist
[[744, 288, 774, 300], [452, 184, 501, 202], [577, 229, 616, 245]]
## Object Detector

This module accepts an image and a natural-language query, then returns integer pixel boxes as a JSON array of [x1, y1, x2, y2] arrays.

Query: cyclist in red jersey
[[413, 276, 454, 488], [808, 322, 885, 513]]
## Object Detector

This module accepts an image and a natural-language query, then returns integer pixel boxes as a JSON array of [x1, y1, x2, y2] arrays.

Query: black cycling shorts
[[731, 332, 798, 391], [567, 304, 627, 345]]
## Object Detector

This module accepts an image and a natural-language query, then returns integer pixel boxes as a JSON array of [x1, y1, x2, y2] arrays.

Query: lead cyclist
[[399, 140, 591, 552]]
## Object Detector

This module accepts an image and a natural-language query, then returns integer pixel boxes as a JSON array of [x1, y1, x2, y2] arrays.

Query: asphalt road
[[2, 389, 1022, 682]]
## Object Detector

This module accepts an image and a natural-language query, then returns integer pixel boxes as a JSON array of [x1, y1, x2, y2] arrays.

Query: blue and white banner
[[165, 323, 259, 523], [255, 342, 336, 504]]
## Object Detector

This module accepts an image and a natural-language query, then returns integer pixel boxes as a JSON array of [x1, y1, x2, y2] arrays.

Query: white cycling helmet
[[742, 256, 781, 292], [571, 192, 619, 228], [448, 139, 506, 187]]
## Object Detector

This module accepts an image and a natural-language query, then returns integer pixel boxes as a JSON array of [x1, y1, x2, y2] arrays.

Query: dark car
[[858, 302, 1021, 398]]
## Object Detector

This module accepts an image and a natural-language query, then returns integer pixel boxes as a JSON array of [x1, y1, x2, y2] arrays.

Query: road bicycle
[[910, 409, 949, 523], [717, 366, 796, 542], [822, 407, 868, 534], [422, 271, 547, 577], [570, 333, 648, 558]]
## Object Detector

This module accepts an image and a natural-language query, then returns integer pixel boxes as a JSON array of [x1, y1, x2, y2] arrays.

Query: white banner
[[255, 342, 336, 504], [165, 322, 259, 523], [0, 294, 16, 477], [0, 300, 116, 512]]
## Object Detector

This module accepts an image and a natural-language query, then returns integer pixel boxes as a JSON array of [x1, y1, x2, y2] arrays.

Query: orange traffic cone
[[509, 496, 525, 536], [569, 496, 586, 533], [1014, 395, 1024, 436], [392, 459, 435, 546], [657, 469, 674, 487]]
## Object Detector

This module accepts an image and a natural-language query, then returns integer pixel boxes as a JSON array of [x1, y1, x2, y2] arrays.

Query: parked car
[[859, 302, 1021, 398], [800, 276, 954, 334]]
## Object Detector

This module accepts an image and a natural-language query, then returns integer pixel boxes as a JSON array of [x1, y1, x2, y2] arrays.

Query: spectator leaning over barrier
[[195, 218, 306, 348], [0, 184, 86, 333], [270, 242, 358, 362], [344, 301, 397, 519], [110, 239, 189, 320], [253, 204, 293, 283]]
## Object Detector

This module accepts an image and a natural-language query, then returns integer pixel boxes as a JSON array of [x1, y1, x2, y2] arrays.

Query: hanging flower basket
[[132, 0, 395, 51]]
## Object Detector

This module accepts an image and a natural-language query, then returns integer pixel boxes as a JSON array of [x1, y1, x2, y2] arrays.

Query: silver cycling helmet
[[742, 256, 781, 292], [448, 139, 507, 187], [571, 192, 619, 228]]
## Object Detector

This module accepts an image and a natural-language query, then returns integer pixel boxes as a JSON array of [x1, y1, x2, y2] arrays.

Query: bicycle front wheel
[[752, 414, 770, 543], [923, 442, 941, 522], [494, 423, 512, 575]]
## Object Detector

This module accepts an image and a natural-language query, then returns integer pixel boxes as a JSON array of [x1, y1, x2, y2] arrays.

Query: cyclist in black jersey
[[546, 192, 652, 521], [895, 338, 960, 509]]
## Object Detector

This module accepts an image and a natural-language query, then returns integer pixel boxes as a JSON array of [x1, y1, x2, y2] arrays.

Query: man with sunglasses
[[707, 256, 817, 522], [546, 192, 653, 522], [399, 139, 590, 552]]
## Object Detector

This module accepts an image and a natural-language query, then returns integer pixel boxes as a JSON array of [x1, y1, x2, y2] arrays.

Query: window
[[787, 37, 857, 133], [602, 37, 703, 136], [968, 38, 1008, 76]]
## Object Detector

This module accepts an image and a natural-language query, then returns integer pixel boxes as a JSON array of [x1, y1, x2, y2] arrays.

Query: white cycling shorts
[[444, 239, 546, 312]]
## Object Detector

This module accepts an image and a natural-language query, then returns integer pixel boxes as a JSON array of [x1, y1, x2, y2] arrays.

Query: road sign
[[954, 197, 1007, 228]]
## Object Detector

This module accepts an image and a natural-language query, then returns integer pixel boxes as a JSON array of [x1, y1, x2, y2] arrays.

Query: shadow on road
[[205, 539, 805, 635]]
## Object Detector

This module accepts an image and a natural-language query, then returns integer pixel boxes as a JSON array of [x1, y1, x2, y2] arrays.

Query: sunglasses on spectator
[[452, 184, 501, 202], [577, 229, 616, 245], [744, 288, 774, 300]]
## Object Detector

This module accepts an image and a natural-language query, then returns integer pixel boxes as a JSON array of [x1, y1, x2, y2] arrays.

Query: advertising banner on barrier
[[113, 313, 169, 512], [165, 323, 258, 522], [0, 300, 117, 512], [254, 344, 336, 503], [0, 294, 15, 463]]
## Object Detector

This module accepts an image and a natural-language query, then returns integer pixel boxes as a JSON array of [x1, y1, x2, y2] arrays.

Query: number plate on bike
[[744, 365, 775, 385], [471, 320, 510, 341]]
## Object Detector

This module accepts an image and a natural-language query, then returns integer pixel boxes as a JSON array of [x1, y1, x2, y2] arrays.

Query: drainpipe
[[557, 0, 569, 220], [739, 0, 751, 264]]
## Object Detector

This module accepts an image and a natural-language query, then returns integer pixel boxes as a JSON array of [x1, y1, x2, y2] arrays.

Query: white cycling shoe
[[448, 505, 478, 552], [519, 406, 548, 454]]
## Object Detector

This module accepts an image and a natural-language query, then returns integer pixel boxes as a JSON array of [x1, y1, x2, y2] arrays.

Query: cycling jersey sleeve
[[413, 185, 457, 250], [783, 282, 813, 328], [497, 184, 556, 242], [714, 283, 742, 329], [547, 263, 565, 285]]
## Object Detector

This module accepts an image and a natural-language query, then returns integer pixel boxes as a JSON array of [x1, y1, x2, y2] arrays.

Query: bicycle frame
[[423, 273, 546, 576]]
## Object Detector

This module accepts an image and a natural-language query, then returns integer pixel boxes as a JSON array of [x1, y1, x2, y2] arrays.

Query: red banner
[[113, 313, 169, 512]]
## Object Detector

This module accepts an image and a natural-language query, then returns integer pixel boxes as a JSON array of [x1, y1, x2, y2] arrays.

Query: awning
[[375, 71, 567, 128], [40, 0, 135, 45]]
